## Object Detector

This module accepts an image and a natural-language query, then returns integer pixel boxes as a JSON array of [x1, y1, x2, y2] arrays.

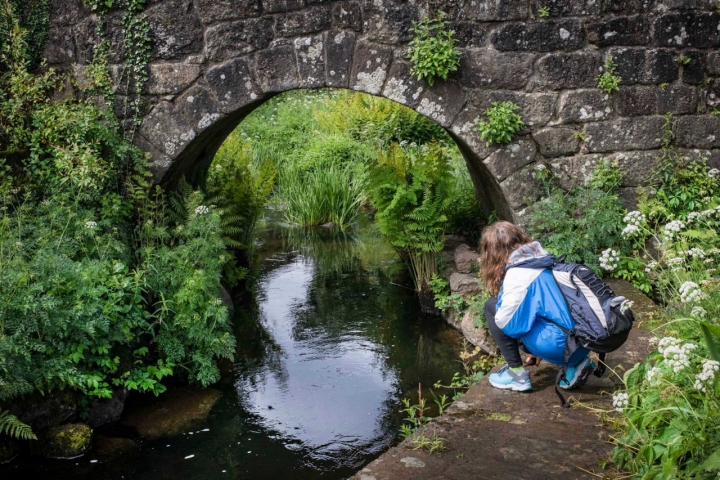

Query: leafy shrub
[[597, 55, 621, 94], [475, 102, 525, 147], [406, 12, 461, 86]]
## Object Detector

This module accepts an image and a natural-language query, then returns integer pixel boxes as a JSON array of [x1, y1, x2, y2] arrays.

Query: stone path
[[350, 280, 656, 480]]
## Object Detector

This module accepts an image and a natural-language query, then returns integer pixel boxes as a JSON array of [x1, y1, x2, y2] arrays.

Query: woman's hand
[[524, 354, 541, 367]]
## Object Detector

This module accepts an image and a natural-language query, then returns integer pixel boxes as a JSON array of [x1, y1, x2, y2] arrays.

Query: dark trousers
[[484, 296, 524, 368]]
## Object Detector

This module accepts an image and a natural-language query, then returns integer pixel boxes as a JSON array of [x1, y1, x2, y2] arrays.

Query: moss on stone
[[35, 423, 93, 459]]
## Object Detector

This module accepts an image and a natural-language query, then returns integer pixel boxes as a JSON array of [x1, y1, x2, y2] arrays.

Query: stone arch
[[46, 0, 720, 220]]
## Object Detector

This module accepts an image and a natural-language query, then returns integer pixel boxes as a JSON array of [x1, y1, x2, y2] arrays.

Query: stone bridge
[[47, 0, 720, 219]]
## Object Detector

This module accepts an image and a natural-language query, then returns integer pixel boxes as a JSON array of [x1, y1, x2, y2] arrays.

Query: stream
[[1, 213, 464, 480]]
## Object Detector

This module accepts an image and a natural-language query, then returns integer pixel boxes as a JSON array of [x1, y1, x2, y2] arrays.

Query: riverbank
[[351, 279, 655, 480]]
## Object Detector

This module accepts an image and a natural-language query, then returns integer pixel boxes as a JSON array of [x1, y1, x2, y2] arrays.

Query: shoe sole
[[488, 379, 532, 392]]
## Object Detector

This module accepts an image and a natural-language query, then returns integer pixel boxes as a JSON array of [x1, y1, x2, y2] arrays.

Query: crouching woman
[[480, 221, 592, 392]]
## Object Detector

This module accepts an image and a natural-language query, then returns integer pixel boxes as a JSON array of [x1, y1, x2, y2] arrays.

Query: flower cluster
[[194, 205, 210, 215], [691, 306, 708, 318], [645, 367, 663, 387], [645, 261, 659, 273], [600, 248, 620, 271], [620, 300, 634, 313], [687, 247, 706, 259], [694, 359, 720, 393], [679, 281, 707, 303], [658, 337, 696, 373], [663, 220, 685, 239], [709, 168, 719, 178], [621, 211, 647, 238], [612, 391, 629, 412], [85, 221, 97, 229]]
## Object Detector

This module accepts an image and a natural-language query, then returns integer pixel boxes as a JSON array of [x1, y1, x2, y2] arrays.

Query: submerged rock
[[86, 388, 128, 428], [34, 423, 93, 460], [0, 438, 20, 464], [94, 435, 139, 458], [123, 388, 222, 439]]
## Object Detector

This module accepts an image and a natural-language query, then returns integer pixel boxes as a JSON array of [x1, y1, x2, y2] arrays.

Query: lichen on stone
[[355, 67, 387, 95]]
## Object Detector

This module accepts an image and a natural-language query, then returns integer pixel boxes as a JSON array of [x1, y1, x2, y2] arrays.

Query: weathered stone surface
[[557, 89, 613, 123], [254, 43, 300, 93], [278, 5, 332, 37], [653, 11, 720, 48], [460, 0, 529, 21], [34, 424, 93, 460], [707, 79, 720, 108], [603, 0, 654, 13], [72, 15, 100, 64], [205, 58, 259, 113], [145, 64, 202, 95], [500, 163, 542, 209], [12, 391, 77, 431], [461, 311, 499, 356], [44, 26, 76, 65], [94, 435, 139, 458], [449, 103, 496, 157], [146, 0, 204, 60], [611, 48, 678, 85], [674, 115, 720, 147], [471, 91, 557, 129], [460, 50, 535, 89], [585, 117, 665, 152], [382, 61, 424, 107], [86, 388, 128, 428], [454, 244, 480, 274], [449, 272, 482, 296], [450, 21, 490, 48], [363, 2, 419, 43], [205, 18, 274, 61], [708, 51, 720, 75], [175, 83, 224, 134], [550, 151, 660, 188], [535, 52, 603, 90], [532, 127, 580, 157], [294, 34, 326, 88], [681, 50, 706, 85], [415, 81, 466, 128], [483, 138, 538, 181], [657, 83, 698, 114], [531, 0, 600, 17], [325, 30, 355, 88], [140, 101, 197, 157], [49, 0, 89, 26], [332, 1, 362, 31], [617, 86, 656, 116], [491, 19, 585, 52], [586, 15, 651, 46], [350, 41, 393, 95], [194, 0, 262, 24]]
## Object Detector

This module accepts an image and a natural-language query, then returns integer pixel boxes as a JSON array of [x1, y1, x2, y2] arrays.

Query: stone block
[[205, 18, 275, 61], [325, 30, 355, 88], [454, 244, 480, 274], [707, 79, 720, 108], [449, 104, 496, 157], [350, 41, 393, 95], [460, 50, 535, 90], [277, 5, 332, 36], [491, 19, 585, 52], [531, 0, 600, 17], [175, 83, 224, 134], [586, 15, 651, 47], [557, 89, 613, 123], [294, 34, 326, 88], [415, 81, 467, 128], [146, 0, 204, 60], [460, 0, 529, 21], [653, 11, 720, 48], [550, 151, 659, 188], [611, 48, 678, 85], [535, 52, 603, 90], [261, 0, 288, 13], [450, 21, 490, 48], [449, 272, 482, 295], [72, 15, 99, 64], [708, 52, 720, 75], [470, 91, 557, 129], [602, 0, 654, 13], [145, 64, 202, 95], [49, 0, 89, 26], [254, 43, 300, 93], [134, 134, 174, 182], [139, 101, 197, 158], [681, 51, 706, 85], [617, 86, 656, 116], [382, 61, 424, 107], [461, 311, 499, 356], [674, 115, 720, 148], [205, 58, 260, 114], [661, 0, 698, 8], [194, 0, 262, 24], [609, 151, 662, 186], [363, 2, 419, 43], [484, 138, 538, 182], [332, 1, 362, 30], [656, 83, 698, 114], [44, 26, 76, 65], [584, 117, 666, 153], [499, 163, 542, 209], [532, 127, 580, 158]]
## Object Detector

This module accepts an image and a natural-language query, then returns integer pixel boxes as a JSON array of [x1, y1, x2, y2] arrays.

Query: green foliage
[[406, 12, 460, 86], [537, 6, 550, 18], [475, 102, 525, 147], [676, 54, 691, 65], [0, 0, 49, 69], [0, 409, 36, 440], [526, 160, 626, 273], [597, 55, 621, 94]]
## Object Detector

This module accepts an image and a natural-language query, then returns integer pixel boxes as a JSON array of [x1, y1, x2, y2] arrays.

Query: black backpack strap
[[554, 369, 571, 408], [593, 352, 607, 378]]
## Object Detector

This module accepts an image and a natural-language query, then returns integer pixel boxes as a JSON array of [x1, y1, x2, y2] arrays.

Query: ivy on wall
[[0, 0, 50, 69]]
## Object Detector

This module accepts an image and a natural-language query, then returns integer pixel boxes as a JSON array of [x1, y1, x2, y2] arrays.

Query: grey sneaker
[[488, 365, 532, 392]]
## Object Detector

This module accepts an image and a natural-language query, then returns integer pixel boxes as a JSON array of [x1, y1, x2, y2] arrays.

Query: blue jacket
[[495, 242, 587, 366]]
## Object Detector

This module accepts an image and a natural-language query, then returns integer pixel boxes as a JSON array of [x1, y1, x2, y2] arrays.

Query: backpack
[[549, 255, 635, 407]]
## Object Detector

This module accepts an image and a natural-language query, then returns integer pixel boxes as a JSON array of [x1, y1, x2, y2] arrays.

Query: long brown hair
[[480, 221, 534, 296]]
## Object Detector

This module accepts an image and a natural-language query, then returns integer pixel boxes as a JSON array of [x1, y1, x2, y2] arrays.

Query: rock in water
[[86, 388, 128, 428], [34, 423, 93, 460]]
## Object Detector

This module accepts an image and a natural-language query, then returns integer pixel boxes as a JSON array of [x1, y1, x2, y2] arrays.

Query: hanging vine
[[83, 0, 151, 139]]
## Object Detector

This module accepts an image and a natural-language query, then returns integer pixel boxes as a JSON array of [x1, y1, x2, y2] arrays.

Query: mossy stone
[[35, 423, 93, 460]]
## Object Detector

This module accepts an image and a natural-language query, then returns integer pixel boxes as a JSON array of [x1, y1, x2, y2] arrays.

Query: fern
[[0, 409, 36, 440]]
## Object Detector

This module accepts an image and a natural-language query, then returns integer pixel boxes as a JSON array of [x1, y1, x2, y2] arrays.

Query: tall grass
[[276, 162, 367, 230]]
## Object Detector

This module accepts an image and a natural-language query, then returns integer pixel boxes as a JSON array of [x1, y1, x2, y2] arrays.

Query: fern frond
[[0, 409, 36, 440]]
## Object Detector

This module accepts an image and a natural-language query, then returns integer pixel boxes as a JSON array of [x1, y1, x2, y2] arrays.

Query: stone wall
[[46, 0, 720, 219]]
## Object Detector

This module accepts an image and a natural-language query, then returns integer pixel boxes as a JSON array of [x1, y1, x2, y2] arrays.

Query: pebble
[[185, 455, 195, 460]]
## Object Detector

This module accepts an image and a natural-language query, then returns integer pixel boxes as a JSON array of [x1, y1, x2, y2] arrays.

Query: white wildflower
[[688, 248, 706, 259], [620, 300, 634, 313], [194, 205, 210, 215], [612, 391, 629, 413], [85, 221, 97, 229], [693, 359, 720, 393], [691, 306, 707, 318], [658, 337, 696, 373], [663, 220, 685, 239], [645, 261, 659, 273], [646, 367, 663, 386], [534, 163, 547, 171], [705, 258, 716, 264], [600, 248, 620, 272], [623, 211, 647, 226], [709, 168, 720, 178], [622, 224, 640, 237], [679, 281, 707, 303]]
